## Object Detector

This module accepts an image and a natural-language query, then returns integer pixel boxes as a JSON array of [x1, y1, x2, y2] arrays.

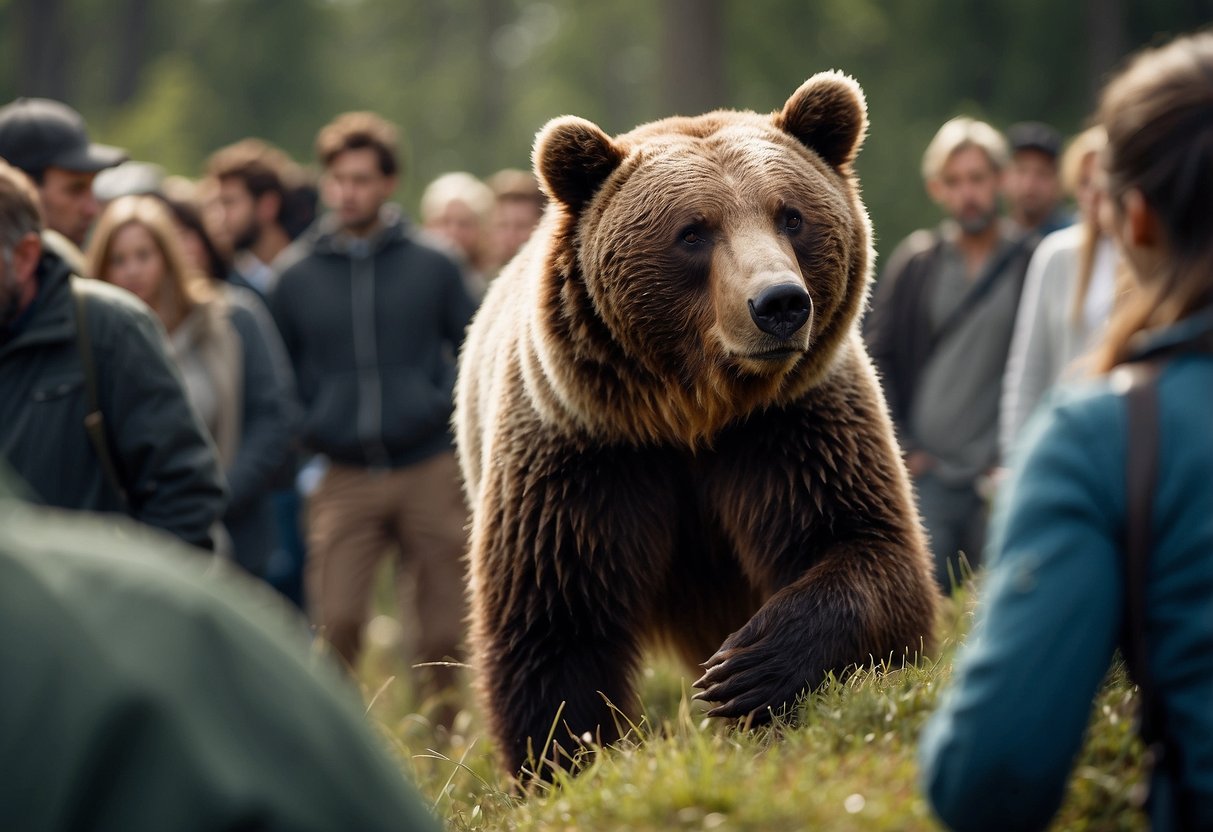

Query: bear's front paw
[[690, 616, 815, 722]]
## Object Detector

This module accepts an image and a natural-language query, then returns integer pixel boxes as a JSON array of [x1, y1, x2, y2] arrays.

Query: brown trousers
[[306, 451, 469, 683]]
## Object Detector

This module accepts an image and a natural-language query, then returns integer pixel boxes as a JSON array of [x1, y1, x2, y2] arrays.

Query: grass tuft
[[359, 587, 1145, 831]]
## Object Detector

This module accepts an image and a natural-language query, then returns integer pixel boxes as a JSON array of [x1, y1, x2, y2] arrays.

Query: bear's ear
[[775, 70, 868, 172], [533, 116, 625, 212]]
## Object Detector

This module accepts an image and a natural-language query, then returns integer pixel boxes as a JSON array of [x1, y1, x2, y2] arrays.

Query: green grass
[[357, 584, 1146, 831]]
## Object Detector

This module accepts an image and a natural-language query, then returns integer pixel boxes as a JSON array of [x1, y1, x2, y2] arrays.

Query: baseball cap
[[1007, 121, 1063, 160], [0, 97, 127, 176]]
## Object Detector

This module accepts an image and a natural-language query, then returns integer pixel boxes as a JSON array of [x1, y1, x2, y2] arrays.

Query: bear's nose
[[748, 283, 811, 340]]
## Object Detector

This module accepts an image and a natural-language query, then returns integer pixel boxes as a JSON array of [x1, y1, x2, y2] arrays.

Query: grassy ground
[[356, 583, 1146, 831]]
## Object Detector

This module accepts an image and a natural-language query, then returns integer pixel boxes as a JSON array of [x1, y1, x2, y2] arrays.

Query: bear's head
[[528, 71, 873, 447]]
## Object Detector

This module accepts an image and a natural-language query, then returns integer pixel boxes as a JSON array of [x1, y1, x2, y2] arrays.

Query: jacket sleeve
[[863, 232, 933, 450], [223, 293, 299, 517], [441, 257, 479, 351], [99, 298, 227, 550], [918, 392, 1124, 832], [999, 236, 1065, 462], [268, 268, 300, 371]]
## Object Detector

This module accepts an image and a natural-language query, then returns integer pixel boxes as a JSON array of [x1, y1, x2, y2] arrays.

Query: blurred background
[[1, 0, 1209, 261]]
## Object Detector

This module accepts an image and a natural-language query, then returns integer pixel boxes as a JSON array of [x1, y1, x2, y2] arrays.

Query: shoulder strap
[[930, 234, 1032, 351], [1121, 361, 1161, 725], [71, 282, 130, 511], [1120, 357, 1196, 825]]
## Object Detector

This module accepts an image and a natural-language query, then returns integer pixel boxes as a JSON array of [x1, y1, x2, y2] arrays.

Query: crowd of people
[[0, 27, 1209, 832]]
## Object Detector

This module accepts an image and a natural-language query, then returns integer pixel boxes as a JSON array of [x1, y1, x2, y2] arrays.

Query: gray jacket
[[0, 250, 226, 550], [270, 210, 477, 469]]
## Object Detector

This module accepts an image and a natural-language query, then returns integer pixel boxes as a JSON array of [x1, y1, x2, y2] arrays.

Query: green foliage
[[359, 587, 1146, 831], [0, 0, 1207, 254], [98, 54, 225, 175]]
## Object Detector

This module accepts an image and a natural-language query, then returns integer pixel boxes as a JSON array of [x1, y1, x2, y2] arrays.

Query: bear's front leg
[[692, 367, 939, 721], [691, 543, 934, 719], [467, 440, 679, 778]]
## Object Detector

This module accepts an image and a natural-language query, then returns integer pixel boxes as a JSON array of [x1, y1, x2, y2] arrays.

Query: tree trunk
[[111, 0, 152, 106], [1086, 0, 1125, 108], [478, 0, 509, 169], [659, 0, 727, 116], [14, 0, 70, 100]]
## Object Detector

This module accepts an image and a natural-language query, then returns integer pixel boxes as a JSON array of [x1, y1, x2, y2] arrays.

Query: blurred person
[[921, 31, 1213, 831], [864, 117, 1036, 591], [195, 175, 234, 264], [0, 97, 127, 271], [270, 112, 477, 695], [88, 195, 297, 577], [0, 160, 224, 550], [204, 143, 313, 604], [1005, 121, 1069, 236], [1000, 126, 1120, 460], [206, 138, 300, 297], [420, 170, 494, 294], [486, 167, 546, 273], [281, 172, 320, 241], [0, 472, 440, 832], [157, 181, 233, 283], [92, 160, 166, 205]]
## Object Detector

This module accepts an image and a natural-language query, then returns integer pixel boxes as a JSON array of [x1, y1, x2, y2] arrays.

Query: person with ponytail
[[920, 31, 1213, 831]]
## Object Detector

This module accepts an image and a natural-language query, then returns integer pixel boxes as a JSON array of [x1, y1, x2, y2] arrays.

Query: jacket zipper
[[350, 248, 391, 468]]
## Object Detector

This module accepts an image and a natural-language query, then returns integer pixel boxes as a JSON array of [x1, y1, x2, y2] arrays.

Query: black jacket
[[0, 250, 226, 550], [269, 211, 477, 468]]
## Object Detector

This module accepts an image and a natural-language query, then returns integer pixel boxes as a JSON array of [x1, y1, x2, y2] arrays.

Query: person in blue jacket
[[919, 31, 1213, 831]]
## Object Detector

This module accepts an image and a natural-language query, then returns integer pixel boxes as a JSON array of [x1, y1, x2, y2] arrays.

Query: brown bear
[[455, 71, 940, 778]]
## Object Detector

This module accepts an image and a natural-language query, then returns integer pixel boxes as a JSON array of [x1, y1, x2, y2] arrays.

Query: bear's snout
[[748, 283, 812, 340]]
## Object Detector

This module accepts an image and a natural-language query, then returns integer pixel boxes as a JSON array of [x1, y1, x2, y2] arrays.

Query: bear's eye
[[680, 225, 707, 247], [784, 210, 803, 232]]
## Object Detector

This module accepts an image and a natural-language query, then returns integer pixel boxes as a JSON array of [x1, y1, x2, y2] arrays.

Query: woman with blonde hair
[[999, 124, 1120, 459], [87, 195, 296, 576], [921, 31, 1213, 831]]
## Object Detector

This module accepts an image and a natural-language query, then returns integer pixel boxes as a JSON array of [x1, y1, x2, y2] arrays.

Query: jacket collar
[[0, 250, 75, 359], [1127, 303, 1213, 362], [309, 204, 410, 257]]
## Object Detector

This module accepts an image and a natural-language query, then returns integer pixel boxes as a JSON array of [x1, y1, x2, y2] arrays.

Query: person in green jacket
[[0, 469, 439, 832], [919, 31, 1213, 831]]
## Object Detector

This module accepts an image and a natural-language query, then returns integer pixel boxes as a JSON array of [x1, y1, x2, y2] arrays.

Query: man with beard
[[864, 117, 1036, 592], [1004, 121, 1069, 237], [207, 139, 310, 609], [0, 160, 225, 550], [269, 113, 476, 701], [206, 139, 301, 297]]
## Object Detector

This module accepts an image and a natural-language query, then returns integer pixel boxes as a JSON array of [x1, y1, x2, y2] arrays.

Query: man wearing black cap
[[0, 97, 126, 265], [1005, 121, 1070, 237]]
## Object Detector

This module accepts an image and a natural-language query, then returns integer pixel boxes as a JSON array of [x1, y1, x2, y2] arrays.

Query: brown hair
[[206, 138, 298, 219], [315, 112, 400, 177], [0, 159, 43, 250], [1094, 31, 1213, 371], [86, 195, 214, 330]]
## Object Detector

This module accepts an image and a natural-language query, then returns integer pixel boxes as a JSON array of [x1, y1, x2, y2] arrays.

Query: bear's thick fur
[[455, 71, 940, 777]]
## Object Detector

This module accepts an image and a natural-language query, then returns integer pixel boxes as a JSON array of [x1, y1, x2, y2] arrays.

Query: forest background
[[2, 0, 1210, 265]]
